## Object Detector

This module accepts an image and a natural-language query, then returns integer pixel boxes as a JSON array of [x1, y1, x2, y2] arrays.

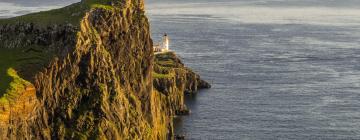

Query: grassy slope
[[153, 52, 179, 79], [0, 68, 32, 104], [0, 0, 114, 27], [0, 47, 45, 99], [0, 0, 114, 98]]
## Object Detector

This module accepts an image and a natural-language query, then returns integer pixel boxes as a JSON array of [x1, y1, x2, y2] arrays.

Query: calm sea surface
[[2, 0, 360, 139]]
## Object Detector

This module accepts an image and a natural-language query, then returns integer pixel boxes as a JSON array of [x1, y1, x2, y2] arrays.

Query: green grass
[[152, 72, 173, 79], [156, 60, 176, 67], [154, 52, 179, 68], [0, 2, 85, 26], [0, 47, 51, 97], [152, 52, 193, 81], [0, 68, 32, 104], [0, 0, 115, 27], [153, 52, 179, 79], [91, 4, 115, 11], [0, 48, 24, 95]]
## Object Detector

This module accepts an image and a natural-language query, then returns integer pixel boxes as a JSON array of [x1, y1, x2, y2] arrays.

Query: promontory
[[0, 0, 210, 139]]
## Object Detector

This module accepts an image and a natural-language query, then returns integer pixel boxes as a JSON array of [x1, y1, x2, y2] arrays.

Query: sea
[[2, 0, 360, 139]]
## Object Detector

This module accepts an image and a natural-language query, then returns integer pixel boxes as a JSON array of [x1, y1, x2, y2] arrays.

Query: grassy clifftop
[[0, 0, 116, 27], [0, 48, 44, 98], [154, 52, 211, 94]]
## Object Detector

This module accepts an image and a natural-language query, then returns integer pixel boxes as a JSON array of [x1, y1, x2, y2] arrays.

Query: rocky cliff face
[[0, 0, 210, 139], [153, 52, 211, 116]]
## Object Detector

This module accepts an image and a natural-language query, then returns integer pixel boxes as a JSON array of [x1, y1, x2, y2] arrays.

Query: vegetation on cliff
[[0, 68, 32, 104], [153, 52, 211, 116], [0, 0, 118, 27], [0, 0, 210, 139], [154, 52, 211, 94]]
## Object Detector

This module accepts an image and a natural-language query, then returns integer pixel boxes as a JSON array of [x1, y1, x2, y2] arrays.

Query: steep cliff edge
[[0, 0, 210, 139], [153, 52, 211, 115]]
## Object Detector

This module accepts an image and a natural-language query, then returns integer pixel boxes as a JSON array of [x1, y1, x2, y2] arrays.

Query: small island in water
[[0, 0, 210, 139]]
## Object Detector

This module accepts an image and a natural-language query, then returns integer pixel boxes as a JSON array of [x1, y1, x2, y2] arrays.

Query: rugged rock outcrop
[[0, 0, 210, 139], [153, 52, 211, 115]]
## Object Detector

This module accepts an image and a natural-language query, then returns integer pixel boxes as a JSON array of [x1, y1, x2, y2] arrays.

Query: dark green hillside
[[0, 46, 59, 105], [0, 0, 115, 27]]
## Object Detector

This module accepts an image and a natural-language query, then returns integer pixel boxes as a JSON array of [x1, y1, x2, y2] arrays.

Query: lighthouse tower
[[162, 33, 169, 51]]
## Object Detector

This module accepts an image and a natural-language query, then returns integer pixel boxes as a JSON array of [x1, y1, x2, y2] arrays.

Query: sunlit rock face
[[0, 0, 209, 139]]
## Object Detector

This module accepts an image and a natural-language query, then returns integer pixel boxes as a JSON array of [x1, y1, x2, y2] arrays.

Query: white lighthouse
[[153, 33, 170, 53], [162, 33, 169, 51]]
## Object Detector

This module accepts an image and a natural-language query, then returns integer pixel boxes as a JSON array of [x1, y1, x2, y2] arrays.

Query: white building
[[154, 33, 170, 52]]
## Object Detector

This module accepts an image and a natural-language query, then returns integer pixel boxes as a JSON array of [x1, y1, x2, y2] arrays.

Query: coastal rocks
[[175, 134, 186, 140], [153, 52, 211, 116], [154, 52, 211, 95], [175, 108, 190, 116], [0, 0, 210, 139]]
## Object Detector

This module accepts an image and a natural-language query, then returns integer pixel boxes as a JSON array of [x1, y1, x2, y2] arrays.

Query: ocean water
[[2, 0, 360, 139], [146, 0, 360, 139]]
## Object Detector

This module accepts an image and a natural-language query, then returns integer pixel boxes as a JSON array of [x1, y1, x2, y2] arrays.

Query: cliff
[[153, 52, 211, 115], [0, 0, 210, 139]]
